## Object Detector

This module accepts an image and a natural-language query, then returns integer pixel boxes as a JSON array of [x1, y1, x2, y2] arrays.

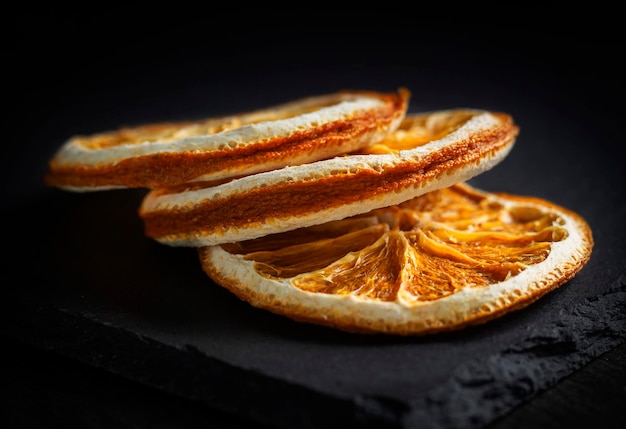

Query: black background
[[3, 11, 625, 429]]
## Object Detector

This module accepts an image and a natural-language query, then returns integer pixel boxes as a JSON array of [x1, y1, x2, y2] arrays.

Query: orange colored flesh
[[224, 184, 568, 302]]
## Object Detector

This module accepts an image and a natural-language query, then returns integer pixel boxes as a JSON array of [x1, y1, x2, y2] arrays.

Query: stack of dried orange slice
[[45, 88, 594, 335]]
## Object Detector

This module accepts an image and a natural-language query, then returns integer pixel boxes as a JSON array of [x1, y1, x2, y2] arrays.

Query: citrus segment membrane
[[44, 88, 409, 191], [199, 183, 593, 335], [140, 109, 519, 247]]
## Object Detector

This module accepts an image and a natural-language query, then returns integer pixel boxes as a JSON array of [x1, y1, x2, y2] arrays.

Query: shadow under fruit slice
[[198, 182, 593, 335]]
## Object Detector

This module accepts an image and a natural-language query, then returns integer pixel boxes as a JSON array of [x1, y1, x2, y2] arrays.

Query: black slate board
[[3, 15, 625, 429]]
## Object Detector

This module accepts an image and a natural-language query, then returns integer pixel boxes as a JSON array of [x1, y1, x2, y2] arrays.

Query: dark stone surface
[[3, 13, 625, 429]]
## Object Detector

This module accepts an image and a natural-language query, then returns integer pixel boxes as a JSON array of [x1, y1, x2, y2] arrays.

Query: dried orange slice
[[44, 88, 409, 191], [140, 109, 519, 246], [198, 182, 593, 335]]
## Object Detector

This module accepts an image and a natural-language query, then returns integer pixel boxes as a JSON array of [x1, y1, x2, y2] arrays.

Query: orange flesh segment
[[222, 183, 568, 302], [354, 109, 476, 154]]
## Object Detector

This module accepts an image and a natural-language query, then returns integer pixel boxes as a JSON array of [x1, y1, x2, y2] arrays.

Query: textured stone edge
[[401, 271, 626, 429]]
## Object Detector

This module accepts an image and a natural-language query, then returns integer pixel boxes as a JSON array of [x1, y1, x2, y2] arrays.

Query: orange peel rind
[[44, 88, 410, 191], [139, 109, 519, 246]]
